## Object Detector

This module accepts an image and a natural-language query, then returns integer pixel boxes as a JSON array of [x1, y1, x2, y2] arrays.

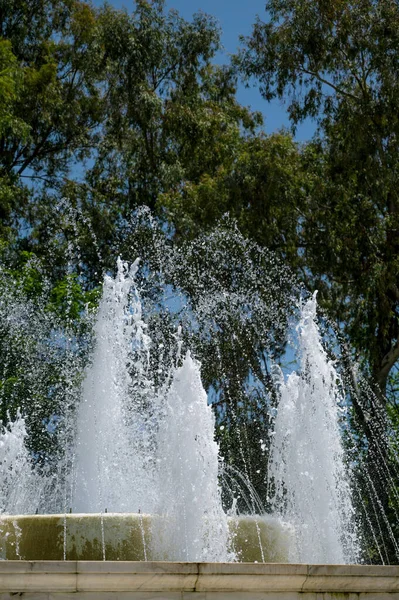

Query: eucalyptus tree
[[0, 0, 103, 238], [237, 0, 399, 400], [0, 0, 261, 282], [236, 0, 399, 562], [73, 0, 261, 278]]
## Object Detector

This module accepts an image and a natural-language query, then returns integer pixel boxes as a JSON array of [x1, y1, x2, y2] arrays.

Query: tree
[[72, 0, 261, 278], [0, 38, 30, 238], [237, 0, 399, 399], [0, 0, 260, 285], [0, 0, 103, 202], [160, 131, 306, 267]]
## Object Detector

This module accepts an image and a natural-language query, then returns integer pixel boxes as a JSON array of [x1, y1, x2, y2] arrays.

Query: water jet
[[0, 245, 397, 598]]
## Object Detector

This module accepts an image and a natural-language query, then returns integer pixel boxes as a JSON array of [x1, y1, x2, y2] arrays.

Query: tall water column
[[269, 293, 360, 564], [73, 258, 156, 514]]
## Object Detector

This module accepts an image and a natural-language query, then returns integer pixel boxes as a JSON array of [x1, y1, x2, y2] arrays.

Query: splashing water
[[152, 351, 231, 562], [72, 260, 230, 561], [0, 249, 365, 563], [268, 292, 360, 564], [73, 258, 156, 514], [0, 413, 44, 515]]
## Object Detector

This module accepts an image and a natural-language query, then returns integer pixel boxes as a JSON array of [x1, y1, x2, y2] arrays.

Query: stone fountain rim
[[0, 560, 398, 594]]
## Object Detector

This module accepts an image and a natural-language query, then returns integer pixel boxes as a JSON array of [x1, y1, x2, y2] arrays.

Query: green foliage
[[237, 0, 399, 397], [0, 0, 103, 181], [79, 0, 261, 254], [47, 275, 100, 323], [0, 39, 30, 237], [0, 39, 29, 139], [161, 132, 306, 267], [9, 251, 46, 297], [0, 0, 103, 247]]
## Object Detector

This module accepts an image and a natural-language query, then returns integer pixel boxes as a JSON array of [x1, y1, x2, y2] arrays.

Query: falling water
[[1, 225, 396, 563], [0, 413, 44, 515], [268, 292, 360, 564]]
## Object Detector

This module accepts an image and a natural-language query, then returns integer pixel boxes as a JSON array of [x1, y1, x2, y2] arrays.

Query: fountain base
[[0, 561, 398, 599], [0, 514, 292, 562]]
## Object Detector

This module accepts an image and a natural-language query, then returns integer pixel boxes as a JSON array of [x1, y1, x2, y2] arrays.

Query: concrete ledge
[[0, 561, 398, 598]]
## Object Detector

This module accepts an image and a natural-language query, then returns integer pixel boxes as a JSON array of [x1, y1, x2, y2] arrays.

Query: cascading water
[[0, 413, 44, 515], [268, 292, 360, 564]]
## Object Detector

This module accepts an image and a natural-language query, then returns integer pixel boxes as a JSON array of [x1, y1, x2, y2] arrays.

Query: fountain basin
[[0, 513, 292, 562]]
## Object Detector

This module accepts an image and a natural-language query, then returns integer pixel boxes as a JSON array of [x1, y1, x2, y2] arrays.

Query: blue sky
[[92, 0, 316, 141]]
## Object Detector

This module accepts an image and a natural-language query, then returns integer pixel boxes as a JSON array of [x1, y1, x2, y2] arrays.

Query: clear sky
[[92, 0, 315, 141]]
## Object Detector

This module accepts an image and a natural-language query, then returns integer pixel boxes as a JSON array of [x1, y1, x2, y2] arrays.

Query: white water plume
[[73, 258, 156, 513], [152, 352, 232, 562], [72, 258, 231, 562], [268, 292, 360, 564], [0, 413, 44, 515]]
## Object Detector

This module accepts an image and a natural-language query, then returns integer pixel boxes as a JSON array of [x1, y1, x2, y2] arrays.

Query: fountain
[[0, 259, 292, 563], [0, 240, 398, 598], [0, 258, 357, 561]]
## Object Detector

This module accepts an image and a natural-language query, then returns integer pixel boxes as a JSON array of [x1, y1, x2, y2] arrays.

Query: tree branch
[[375, 338, 399, 391], [300, 67, 360, 102]]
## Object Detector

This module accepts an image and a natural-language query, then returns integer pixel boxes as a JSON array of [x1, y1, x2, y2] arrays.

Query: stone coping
[[0, 562, 398, 593]]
